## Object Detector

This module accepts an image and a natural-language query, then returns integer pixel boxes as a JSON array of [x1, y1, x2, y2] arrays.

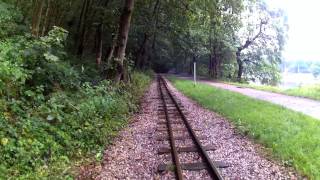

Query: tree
[[40, 0, 51, 36], [9, 0, 286, 84], [206, 0, 242, 79], [31, 0, 45, 37], [311, 62, 320, 78], [235, 0, 287, 83], [132, 0, 161, 70], [95, 23, 103, 67], [113, 0, 135, 82], [76, 0, 91, 56]]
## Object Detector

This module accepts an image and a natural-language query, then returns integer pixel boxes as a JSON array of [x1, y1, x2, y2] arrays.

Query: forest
[[0, 0, 288, 178]]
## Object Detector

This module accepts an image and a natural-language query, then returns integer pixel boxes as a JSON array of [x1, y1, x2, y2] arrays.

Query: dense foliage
[[0, 1, 151, 178], [3, 0, 288, 85], [0, 71, 150, 178]]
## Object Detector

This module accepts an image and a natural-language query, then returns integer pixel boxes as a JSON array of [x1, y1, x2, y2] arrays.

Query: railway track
[[156, 75, 226, 180]]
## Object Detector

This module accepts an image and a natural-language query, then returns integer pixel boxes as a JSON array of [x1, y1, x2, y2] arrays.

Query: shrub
[[0, 3, 152, 177], [0, 72, 151, 178]]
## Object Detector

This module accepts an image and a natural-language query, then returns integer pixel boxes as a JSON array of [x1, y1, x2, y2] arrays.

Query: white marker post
[[193, 56, 196, 86]]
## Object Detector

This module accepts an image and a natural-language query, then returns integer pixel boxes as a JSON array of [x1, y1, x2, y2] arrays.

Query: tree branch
[[238, 19, 267, 51], [243, 58, 259, 66]]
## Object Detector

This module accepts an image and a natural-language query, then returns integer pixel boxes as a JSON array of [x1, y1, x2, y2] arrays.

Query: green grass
[[169, 77, 320, 179], [228, 82, 320, 101], [285, 85, 320, 100]]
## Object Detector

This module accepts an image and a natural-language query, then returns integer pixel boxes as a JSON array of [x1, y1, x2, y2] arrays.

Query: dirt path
[[94, 79, 299, 179], [178, 76, 320, 120]]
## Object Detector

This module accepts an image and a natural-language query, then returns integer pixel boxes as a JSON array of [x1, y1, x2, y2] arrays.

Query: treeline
[[5, 0, 287, 84], [283, 60, 320, 77], [0, 0, 288, 178]]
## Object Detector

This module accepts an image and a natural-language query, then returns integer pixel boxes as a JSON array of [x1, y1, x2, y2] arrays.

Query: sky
[[267, 0, 320, 61]]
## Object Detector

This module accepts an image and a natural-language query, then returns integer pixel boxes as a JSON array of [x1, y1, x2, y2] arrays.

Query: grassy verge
[[169, 77, 320, 179], [228, 81, 320, 101]]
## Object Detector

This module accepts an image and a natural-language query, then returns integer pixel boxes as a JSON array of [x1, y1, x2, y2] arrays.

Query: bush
[[0, 72, 151, 178], [0, 26, 81, 96], [0, 3, 152, 177], [0, 2, 24, 38], [0, 7, 152, 177]]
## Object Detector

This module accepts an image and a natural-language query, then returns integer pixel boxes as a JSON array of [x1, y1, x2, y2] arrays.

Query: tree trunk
[[140, 47, 149, 70], [135, 33, 148, 69], [44, 0, 56, 33], [209, 46, 219, 79], [41, 0, 51, 36], [92, 0, 111, 53], [183, 52, 187, 73], [237, 62, 243, 81], [236, 50, 243, 81], [209, 54, 213, 77], [15, 0, 20, 9], [218, 55, 222, 77], [114, 0, 135, 83], [105, 33, 117, 64], [96, 24, 103, 68], [31, 0, 45, 37], [150, 0, 160, 63], [76, 0, 91, 56], [213, 55, 218, 79], [234, 21, 267, 81]]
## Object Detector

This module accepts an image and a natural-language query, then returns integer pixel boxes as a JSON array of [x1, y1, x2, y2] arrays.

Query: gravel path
[[97, 81, 160, 179], [95, 79, 299, 179], [179, 76, 320, 120]]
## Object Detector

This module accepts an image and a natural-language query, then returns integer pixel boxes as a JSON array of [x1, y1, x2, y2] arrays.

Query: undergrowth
[[0, 4, 152, 178]]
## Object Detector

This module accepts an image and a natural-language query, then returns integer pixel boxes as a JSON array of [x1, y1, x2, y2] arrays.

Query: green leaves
[[0, 2, 23, 38], [0, 0, 154, 177], [0, 72, 151, 178], [44, 53, 59, 62], [1, 138, 8, 146], [235, 0, 287, 84], [0, 25, 78, 100]]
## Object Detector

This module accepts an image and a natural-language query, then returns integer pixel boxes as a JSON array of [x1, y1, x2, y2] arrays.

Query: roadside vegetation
[[0, 2, 151, 178], [0, 27, 151, 178], [0, 70, 150, 178], [228, 82, 320, 101], [169, 77, 320, 179]]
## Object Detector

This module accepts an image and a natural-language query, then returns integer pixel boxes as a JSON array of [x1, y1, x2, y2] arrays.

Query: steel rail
[[158, 76, 184, 180], [159, 76, 223, 180]]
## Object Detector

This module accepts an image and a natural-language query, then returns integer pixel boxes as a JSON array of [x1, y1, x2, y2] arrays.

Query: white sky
[[267, 0, 320, 61]]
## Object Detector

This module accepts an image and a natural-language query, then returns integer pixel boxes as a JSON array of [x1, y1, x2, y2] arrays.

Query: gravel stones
[[95, 79, 299, 179], [165, 78, 299, 179], [97, 81, 160, 179]]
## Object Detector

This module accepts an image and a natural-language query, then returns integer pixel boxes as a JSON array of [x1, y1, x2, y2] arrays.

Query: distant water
[[279, 72, 320, 89]]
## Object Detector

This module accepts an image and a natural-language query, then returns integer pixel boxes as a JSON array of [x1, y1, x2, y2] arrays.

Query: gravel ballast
[[96, 79, 299, 179], [97, 81, 160, 179]]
